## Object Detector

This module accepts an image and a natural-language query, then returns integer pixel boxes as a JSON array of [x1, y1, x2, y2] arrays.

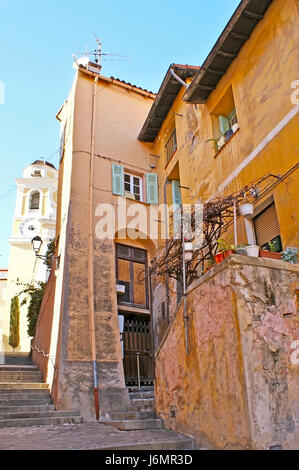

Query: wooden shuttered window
[[254, 203, 280, 248], [112, 164, 158, 204], [172, 180, 182, 238], [146, 173, 158, 204], [112, 164, 124, 196]]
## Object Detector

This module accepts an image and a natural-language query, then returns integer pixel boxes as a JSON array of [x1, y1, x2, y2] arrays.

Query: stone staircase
[[0, 354, 83, 428], [104, 386, 164, 431], [103, 386, 196, 449]]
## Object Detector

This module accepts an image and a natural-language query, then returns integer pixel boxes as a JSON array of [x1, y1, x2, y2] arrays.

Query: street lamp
[[31, 236, 43, 255]]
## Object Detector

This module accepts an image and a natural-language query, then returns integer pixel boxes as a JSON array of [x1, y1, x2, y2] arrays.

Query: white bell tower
[[2, 160, 58, 353]]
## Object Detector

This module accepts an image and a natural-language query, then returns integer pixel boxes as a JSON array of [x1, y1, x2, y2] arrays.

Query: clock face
[[19, 219, 40, 238]]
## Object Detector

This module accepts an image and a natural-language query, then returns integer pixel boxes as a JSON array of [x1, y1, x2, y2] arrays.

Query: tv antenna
[[73, 32, 131, 67]]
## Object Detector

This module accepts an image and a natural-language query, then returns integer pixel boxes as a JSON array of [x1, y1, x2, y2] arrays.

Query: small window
[[165, 129, 177, 165], [124, 173, 143, 201], [211, 86, 239, 152], [31, 170, 41, 177], [29, 191, 40, 210]]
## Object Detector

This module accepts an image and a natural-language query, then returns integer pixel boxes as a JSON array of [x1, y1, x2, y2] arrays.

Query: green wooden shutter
[[112, 164, 124, 196], [172, 180, 181, 207], [146, 173, 158, 204], [219, 115, 230, 135], [172, 180, 182, 238]]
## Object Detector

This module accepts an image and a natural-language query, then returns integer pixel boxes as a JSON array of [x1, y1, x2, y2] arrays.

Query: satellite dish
[[72, 56, 90, 69]]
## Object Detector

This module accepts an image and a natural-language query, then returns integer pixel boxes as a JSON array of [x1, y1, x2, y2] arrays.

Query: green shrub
[[9, 296, 20, 350]]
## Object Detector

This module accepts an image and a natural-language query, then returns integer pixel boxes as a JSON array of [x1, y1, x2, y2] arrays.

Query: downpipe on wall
[[89, 74, 99, 420]]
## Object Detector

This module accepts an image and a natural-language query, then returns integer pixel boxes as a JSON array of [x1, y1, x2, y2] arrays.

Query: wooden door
[[122, 315, 154, 386]]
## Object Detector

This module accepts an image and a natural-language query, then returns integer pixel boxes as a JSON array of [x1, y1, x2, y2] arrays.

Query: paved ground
[[0, 421, 197, 450]]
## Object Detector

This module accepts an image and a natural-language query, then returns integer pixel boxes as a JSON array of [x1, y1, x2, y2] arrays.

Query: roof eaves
[[138, 64, 200, 142], [183, 0, 274, 103]]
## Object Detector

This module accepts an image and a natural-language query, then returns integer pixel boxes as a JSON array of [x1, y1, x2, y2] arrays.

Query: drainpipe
[[88, 74, 99, 420], [170, 69, 189, 89], [163, 179, 171, 324], [181, 206, 189, 356]]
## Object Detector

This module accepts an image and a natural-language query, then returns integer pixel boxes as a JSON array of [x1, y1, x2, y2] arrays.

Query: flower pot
[[245, 245, 259, 257], [259, 250, 282, 260], [214, 252, 225, 264], [239, 203, 254, 219], [232, 123, 239, 133], [236, 248, 247, 255], [225, 130, 233, 141], [184, 242, 193, 260], [224, 249, 236, 258], [217, 136, 225, 148]]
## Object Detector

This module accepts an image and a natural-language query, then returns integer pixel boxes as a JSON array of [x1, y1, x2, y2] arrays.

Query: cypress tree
[[9, 296, 20, 350]]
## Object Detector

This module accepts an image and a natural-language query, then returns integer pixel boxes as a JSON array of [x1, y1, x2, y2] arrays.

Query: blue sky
[[0, 0, 240, 266]]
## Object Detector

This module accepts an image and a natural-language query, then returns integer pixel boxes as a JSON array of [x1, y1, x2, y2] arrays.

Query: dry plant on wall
[[148, 173, 282, 288]]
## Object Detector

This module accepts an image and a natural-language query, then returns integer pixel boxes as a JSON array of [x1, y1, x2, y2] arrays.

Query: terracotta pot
[[224, 249, 236, 258], [259, 250, 281, 260], [214, 252, 225, 264]]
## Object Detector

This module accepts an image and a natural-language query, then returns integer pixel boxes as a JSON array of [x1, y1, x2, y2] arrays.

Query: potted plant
[[204, 138, 219, 153], [217, 237, 236, 258], [204, 259, 215, 273], [281, 247, 298, 264], [235, 244, 247, 255], [214, 252, 225, 264], [259, 241, 282, 260]]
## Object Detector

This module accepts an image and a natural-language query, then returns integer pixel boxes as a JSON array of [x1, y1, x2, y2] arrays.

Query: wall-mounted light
[[31, 236, 60, 269]]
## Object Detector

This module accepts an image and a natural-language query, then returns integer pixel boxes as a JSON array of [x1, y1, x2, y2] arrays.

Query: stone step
[[0, 356, 34, 366], [0, 383, 49, 390], [104, 418, 163, 431], [0, 415, 84, 428], [110, 411, 155, 420], [0, 409, 81, 420], [128, 391, 155, 400], [0, 388, 50, 395], [0, 398, 53, 407], [0, 373, 43, 382], [0, 365, 39, 372], [129, 403, 154, 412], [101, 437, 196, 451], [0, 405, 55, 413]]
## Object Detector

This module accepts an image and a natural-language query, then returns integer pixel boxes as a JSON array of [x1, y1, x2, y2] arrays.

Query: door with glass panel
[[116, 244, 153, 385]]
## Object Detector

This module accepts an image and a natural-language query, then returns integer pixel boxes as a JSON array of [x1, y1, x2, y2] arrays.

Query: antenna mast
[[92, 31, 102, 65]]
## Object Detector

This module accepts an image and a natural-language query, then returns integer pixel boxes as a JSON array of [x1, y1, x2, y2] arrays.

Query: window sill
[[213, 127, 240, 159], [118, 304, 150, 314]]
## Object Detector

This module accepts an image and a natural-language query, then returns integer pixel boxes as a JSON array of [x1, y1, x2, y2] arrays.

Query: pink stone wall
[[154, 255, 299, 449]]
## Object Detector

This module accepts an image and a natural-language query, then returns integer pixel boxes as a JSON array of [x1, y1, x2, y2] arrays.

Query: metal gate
[[123, 316, 154, 386]]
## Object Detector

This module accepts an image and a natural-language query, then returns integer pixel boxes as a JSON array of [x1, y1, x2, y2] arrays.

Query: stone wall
[[154, 255, 299, 449]]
